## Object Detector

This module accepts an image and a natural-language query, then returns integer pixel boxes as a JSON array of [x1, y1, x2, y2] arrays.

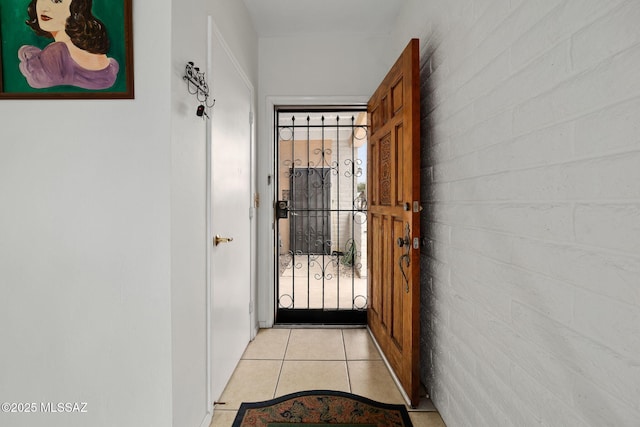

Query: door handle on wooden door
[[398, 223, 411, 293], [397, 236, 410, 247]]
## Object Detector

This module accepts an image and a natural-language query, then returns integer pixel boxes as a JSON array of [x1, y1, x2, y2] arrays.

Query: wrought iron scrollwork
[[311, 256, 338, 281], [276, 110, 370, 317], [353, 295, 368, 310], [278, 294, 294, 309]]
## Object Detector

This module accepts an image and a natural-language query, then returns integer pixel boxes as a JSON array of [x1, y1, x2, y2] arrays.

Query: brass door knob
[[214, 235, 234, 246]]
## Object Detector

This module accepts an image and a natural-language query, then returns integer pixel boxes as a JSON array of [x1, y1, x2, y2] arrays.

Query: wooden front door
[[367, 39, 421, 406]]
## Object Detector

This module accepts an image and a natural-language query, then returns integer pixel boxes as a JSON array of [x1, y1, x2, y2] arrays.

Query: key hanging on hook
[[196, 104, 209, 119]]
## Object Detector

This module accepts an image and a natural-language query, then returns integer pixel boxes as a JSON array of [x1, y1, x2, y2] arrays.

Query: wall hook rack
[[183, 62, 215, 118]]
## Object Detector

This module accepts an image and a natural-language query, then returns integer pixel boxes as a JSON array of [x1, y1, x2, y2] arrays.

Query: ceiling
[[242, 0, 406, 37]]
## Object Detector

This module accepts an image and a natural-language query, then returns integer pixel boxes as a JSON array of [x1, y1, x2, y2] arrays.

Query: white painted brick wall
[[395, 0, 640, 425]]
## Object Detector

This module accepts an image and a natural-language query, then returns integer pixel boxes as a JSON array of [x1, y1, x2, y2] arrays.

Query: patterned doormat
[[231, 390, 413, 427]]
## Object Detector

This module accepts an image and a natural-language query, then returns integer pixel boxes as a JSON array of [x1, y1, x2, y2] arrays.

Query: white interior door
[[209, 21, 252, 402]]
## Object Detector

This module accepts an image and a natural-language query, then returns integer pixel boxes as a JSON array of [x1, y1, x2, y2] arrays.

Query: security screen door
[[275, 108, 368, 324], [289, 167, 331, 255]]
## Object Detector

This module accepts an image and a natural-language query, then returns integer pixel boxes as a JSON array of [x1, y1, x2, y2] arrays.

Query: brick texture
[[395, 0, 640, 425]]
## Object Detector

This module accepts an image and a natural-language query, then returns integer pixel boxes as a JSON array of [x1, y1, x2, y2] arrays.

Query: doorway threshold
[[275, 308, 366, 326]]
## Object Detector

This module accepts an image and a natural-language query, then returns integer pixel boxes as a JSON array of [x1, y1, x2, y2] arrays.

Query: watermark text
[[1, 402, 88, 413]]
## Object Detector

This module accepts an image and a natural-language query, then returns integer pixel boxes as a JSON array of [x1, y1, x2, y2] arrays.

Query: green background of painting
[[0, 0, 127, 94]]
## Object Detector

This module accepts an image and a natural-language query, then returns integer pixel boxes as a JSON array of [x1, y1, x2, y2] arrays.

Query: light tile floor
[[210, 328, 446, 426]]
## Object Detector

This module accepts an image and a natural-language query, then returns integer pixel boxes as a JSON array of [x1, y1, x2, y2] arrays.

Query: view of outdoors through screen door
[[275, 108, 368, 324]]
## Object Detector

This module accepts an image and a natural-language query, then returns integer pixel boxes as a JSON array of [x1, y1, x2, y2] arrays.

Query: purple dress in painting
[[18, 42, 119, 90]]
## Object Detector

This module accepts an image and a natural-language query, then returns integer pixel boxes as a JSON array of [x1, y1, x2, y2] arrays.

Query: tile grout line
[[341, 329, 353, 393], [273, 329, 292, 398]]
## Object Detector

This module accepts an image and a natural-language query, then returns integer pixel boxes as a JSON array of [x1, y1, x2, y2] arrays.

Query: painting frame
[[0, 0, 133, 99]]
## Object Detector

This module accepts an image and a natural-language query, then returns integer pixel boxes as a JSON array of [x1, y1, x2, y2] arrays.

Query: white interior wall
[[0, 1, 173, 426], [170, 0, 208, 425], [0, 0, 257, 425], [392, 0, 640, 425], [210, 1, 259, 86]]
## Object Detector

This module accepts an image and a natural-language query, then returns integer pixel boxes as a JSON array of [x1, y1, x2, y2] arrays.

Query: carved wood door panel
[[367, 39, 421, 406]]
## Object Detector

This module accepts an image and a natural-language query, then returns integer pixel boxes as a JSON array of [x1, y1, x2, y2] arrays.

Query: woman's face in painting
[[36, 0, 71, 35]]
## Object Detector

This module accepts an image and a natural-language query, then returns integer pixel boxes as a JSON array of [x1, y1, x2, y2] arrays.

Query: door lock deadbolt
[[275, 200, 289, 219]]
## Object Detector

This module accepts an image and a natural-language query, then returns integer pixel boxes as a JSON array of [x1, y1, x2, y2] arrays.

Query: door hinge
[[254, 193, 260, 208]]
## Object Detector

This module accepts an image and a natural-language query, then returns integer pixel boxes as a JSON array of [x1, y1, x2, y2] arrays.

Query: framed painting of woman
[[0, 0, 133, 99]]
